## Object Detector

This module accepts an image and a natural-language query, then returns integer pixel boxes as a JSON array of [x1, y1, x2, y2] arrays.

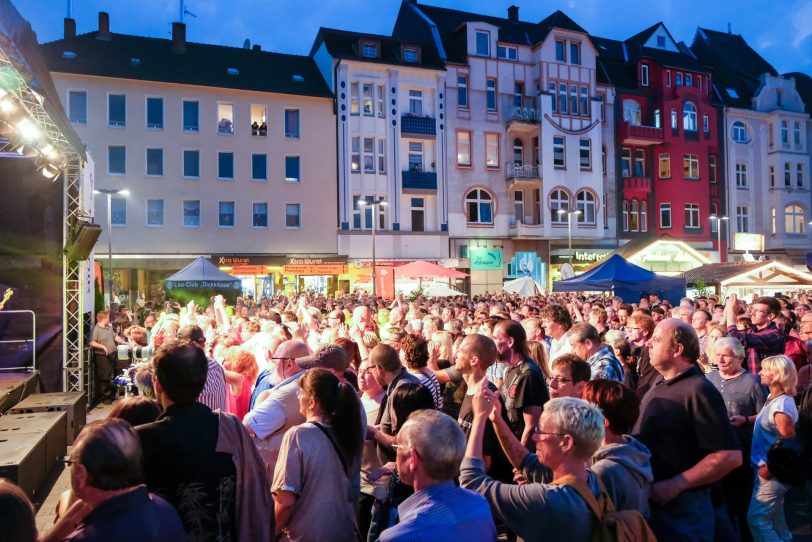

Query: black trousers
[[94, 351, 118, 399]]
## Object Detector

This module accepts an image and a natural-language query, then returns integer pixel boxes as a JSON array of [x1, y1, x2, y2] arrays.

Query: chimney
[[172, 22, 186, 54], [507, 5, 519, 22], [97, 12, 111, 41], [727, 22, 732, 34], [64, 17, 76, 39], [252, 44, 261, 52]]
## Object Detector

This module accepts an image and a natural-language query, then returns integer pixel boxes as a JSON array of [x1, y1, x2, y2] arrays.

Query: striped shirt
[[414, 369, 443, 410], [727, 323, 785, 375], [197, 357, 227, 412]]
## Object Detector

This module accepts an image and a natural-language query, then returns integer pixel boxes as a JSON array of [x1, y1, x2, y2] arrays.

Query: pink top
[[226, 374, 252, 421]]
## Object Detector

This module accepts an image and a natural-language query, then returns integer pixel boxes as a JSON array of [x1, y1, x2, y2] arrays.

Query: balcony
[[402, 170, 437, 191], [623, 176, 651, 194], [506, 163, 540, 180], [401, 114, 436, 137], [509, 221, 545, 238], [619, 122, 664, 145], [503, 97, 540, 128]]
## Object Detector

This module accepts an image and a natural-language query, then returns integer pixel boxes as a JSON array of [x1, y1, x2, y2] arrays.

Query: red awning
[[393, 260, 467, 279]]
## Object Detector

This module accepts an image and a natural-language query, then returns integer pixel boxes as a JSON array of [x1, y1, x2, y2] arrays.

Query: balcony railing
[[401, 114, 436, 136], [506, 163, 540, 180], [619, 122, 664, 145], [623, 176, 651, 193], [402, 170, 437, 190], [502, 97, 540, 126]]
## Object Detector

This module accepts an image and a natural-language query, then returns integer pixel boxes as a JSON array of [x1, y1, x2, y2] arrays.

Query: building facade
[[42, 13, 338, 298]]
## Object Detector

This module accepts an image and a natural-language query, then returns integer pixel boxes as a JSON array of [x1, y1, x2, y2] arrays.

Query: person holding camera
[[89, 311, 128, 404]]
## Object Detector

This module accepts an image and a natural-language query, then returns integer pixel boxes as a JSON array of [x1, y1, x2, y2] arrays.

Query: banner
[[375, 265, 395, 299], [508, 251, 545, 286], [470, 248, 504, 270]]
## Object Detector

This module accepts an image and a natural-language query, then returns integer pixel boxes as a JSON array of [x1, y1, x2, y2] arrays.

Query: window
[[732, 121, 747, 143], [621, 147, 632, 177], [776, 89, 783, 107], [183, 100, 199, 132], [601, 146, 606, 175], [683, 102, 697, 132], [559, 84, 568, 114], [769, 123, 775, 147], [555, 40, 566, 62], [641, 64, 649, 86], [549, 82, 557, 113], [570, 85, 578, 116], [634, 149, 645, 176], [285, 156, 301, 182], [218, 152, 234, 180], [408, 90, 423, 116], [352, 196, 386, 230], [486, 79, 497, 111], [769, 165, 775, 187], [466, 189, 493, 224], [285, 109, 300, 139], [408, 142, 423, 171], [785, 205, 805, 233], [351, 137, 360, 173], [622, 100, 641, 126], [684, 203, 700, 228], [622, 201, 629, 232], [403, 47, 419, 63], [683, 154, 699, 179], [710, 204, 718, 233], [735, 163, 747, 188], [457, 75, 468, 108], [630, 200, 639, 231], [363, 138, 375, 173], [784, 163, 792, 187], [657, 35, 666, 47], [106, 94, 126, 128], [108, 145, 126, 175], [475, 31, 490, 56], [666, 71, 672, 87], [183, 200, 200, 227], [671, 108, 678, 130], [361, 42, 378, 58], [377, 139, 386, 174], [217, 103, 234, 134], [659, 154, 671, 178], [514, 82, 524, 107], [252, 154, 267, 181], [640, 201, 648, 232], [676, 73, 683, 87], [146, 199, 164, 226], [485, 133, 499, 168], [110, 197, 126, 226], [496, 45, 518, 60], [794, 122, 801, 145], [250, 104, 267, 135], [771, 207, 777, 233], [68, 91, 87, 124], [702, 115, 709, 134], [736, 206, 749, 233], [709, 155, 717, 183], [576, 190, 596, 224], [146, 97, 163, 129], [781, 121, 788, 145], [513, 190, 524, 223], [685, 74, 693, 87], [146, 148, 163, 176], [252, 202, 268, 228], [218, 201, 235, 228], [362, 83, 373, 116], [660, 203, 672, 229], [376, 85, 385, 118], [579, 139, 591, 170], [183, 150, 200, 178], [797, 164, 804, 187], [411, 198, 425, 232], [553, 136, 566, 168], [580, 87, 588, 116], [550, 189, 570, 223], [350, 82, 359, 115], [457, 131, 471, 166], [513, 138, 524, 166], [570, 42, 580, 65]]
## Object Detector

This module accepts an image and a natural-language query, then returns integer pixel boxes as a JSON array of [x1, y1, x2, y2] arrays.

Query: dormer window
[[226, 67, 239, 76], [555, 40, 566, 62], [130, 57, 141, 66], [497, 45, 518, 61], [402, 46, 420, 63], [62, 51, 77, 59], [641, 64, 649, 87], [656, 35, 666, 48], [361, 41, 379, 59], [475, 31, 490, 56], [570, 43, 581, 65]]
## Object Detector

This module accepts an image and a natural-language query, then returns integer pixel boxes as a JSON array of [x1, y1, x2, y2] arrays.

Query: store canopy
[[394, 260, 468, 280], [164, 257, 241, 290], [682, 260, 812, 293], [583, 234, 709, 276], [422, 281, 464, 297], [553, 254, 686, 304], [502, 276, 541, 297]]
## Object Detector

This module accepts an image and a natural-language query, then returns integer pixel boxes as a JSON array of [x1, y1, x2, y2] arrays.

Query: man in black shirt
[[455, 333, 513, 483], [633, 319, 741, 542], [493, 320, 549, 449]]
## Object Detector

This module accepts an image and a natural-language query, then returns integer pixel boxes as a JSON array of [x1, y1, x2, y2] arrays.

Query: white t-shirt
[[751, 394, 798, 466]]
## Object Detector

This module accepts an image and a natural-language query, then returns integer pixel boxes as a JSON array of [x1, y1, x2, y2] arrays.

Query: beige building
[[42, 13, 338, 297]]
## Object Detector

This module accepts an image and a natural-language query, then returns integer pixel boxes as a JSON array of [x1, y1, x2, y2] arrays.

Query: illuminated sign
[[734, 233, 765, 252], [470, 248, 504, 270], [574, 251, 611, 262]]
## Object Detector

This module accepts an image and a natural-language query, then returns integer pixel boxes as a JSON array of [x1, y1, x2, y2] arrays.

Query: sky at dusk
[[15, 0, 812, 75]]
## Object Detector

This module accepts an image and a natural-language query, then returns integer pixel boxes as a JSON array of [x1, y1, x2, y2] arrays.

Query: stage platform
[[0, 370, 38, 413]]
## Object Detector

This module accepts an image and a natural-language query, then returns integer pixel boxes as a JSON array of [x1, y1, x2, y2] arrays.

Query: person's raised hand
[[471, 379, 495, 419]]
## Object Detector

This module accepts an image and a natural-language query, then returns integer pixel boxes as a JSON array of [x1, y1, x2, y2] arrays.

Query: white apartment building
[[311, 28, 450, 275], [42, 13, 338, 297]]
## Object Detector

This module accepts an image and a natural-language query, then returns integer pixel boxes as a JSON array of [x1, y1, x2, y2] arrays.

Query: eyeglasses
[[546, 376, 574, 385], [532, 429, 566, 441], [62, 457, 78, 466]]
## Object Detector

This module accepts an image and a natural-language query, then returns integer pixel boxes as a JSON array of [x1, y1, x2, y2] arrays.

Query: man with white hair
[[378, 410, 496, 542]]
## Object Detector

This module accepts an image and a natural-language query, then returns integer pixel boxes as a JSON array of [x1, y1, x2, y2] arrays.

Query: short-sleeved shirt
[[377, 369, 422, 463], [272, 423, 358, 542], [633, 365, 740, 482], [706, 369, 766, 458], [500, 358, 549, 441], [458, 381, 514, 483], [91, 324, 116, 354], [751, 394, 799, 466]]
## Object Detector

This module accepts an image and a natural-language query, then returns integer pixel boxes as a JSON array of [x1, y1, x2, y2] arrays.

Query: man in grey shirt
[[88, 310, 126, 404]]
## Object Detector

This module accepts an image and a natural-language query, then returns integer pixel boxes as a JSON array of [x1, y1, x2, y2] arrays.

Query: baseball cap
[[296, 344, 349, 372]]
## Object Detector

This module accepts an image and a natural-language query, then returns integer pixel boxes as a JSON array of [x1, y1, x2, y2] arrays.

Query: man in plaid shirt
[[725, 294, 785, 374]]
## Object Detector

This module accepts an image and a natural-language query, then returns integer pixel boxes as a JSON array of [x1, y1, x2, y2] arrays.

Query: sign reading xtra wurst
[[470, 248, 504, 270]]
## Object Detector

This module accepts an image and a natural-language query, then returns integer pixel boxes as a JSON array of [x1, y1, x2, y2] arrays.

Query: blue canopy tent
[[553, 254, 686, 304], [164, 257, 241, 304]]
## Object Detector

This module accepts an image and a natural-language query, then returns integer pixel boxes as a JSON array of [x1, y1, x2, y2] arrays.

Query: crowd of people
[[3, 288, 812, 542]]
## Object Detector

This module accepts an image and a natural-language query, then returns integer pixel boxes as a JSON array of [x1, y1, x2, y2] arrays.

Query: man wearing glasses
[[725, 295, 785, 374]]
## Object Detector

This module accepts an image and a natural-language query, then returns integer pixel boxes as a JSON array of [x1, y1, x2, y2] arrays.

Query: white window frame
[[251, 153, 268, 182], [660, 203, 672, 229], [465, 189, 494, 225], [182, 149, 200, 179], [351, 137, 360, 173], [579, 139, 591, 170], [362, 83, 374, 116], [284, 108, 301, 139], [107, 92, 126, 128], [182, 199, 201, 228], [475, 30, 490, 57], [485, 133, 500, 168], [107, 145, 126, 176], [457, 74, 468, 109], [683, 154, 699, 179], [182, 99, 199, 132], [553, 136, 566, 169], [457, 131, 471, 166], [217, 102, 235, 135], [736, 205, 749, 233], [218, 200, 236, 228], [252, 201, 269, 229], [408, 89, 423, 116], [217, 151, 235, 180], [732, 122, 747, 143], [285, 156, 301, 183], [145, 95, 164, 130], [735, 163, 747, 188], [285, 203, 302, 230], [145, 147, 163, 177], [363, 138, 375, 173], [576, 190, 596, 224], [641, 64, 649, 87], [146, 198, 165, 227], [784, 205, 805, 234], [110, 196, 127, 227], [550, 189, 570, 224], [684, 203, 700, 229], [683, 102, 697, 132], [350, 82, 359, 115], [377, 139, 386, 174], [67, 89, 88, 125]]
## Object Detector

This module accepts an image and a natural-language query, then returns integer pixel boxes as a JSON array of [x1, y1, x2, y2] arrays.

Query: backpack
[[555, 474, 657, 542]]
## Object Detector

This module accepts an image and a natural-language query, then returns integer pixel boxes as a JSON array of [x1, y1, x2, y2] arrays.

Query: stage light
[[16, 118, 40, 141], [40, 163, 60, 179], [0, 99, 13, 113]]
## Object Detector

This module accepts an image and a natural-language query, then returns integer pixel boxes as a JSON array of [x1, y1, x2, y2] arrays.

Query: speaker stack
[[0, 411, 68, 500]]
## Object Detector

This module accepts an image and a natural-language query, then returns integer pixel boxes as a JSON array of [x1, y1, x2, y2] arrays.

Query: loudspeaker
[[64, 221, 101, 261], [10, 392, 85, 445]]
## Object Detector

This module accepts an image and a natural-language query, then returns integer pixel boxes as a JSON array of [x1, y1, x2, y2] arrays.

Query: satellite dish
[[560, 263, 575, 280]]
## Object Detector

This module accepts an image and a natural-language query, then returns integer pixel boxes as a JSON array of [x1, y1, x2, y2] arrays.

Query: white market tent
[[502, 276, 541, 297]]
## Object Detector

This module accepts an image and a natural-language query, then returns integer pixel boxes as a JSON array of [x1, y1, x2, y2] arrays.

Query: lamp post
[[94, 188, 129, 307], [358, 197, 388, 297], [710, 215, 729, 263], [558, 208, 582, 263]]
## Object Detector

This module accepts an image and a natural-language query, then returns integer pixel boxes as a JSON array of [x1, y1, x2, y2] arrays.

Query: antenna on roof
[[727, 22, 732, 34], [179, 0, 197, 23]]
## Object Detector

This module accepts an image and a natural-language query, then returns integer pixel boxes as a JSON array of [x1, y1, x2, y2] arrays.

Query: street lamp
[[710, 215, 729, 263], [357, 197, 388, 297], [94, 188, 129, 307], [558, 208, 582, 263]]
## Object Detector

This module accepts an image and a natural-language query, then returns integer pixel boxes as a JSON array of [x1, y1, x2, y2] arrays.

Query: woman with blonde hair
[[748, 355, 798, 541], [429, 330, 453, 365], [527, 339, 551, 380]]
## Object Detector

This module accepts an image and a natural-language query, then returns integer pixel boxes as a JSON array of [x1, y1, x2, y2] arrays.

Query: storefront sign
[[230, 265, 268, 276], [507, 252, 545, 286], [574, 250, 610, 262], [283, 263, 348, 275], [734, 233, 765, 252], [213, 254, 347, 267], [470, 248, 504, 270]]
